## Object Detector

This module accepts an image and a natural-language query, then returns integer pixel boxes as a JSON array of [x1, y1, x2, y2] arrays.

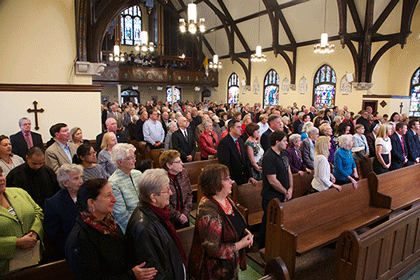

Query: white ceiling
[[176, 0, 409, 58]]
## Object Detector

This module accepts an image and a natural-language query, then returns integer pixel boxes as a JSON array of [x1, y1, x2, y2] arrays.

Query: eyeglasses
[[159, 187, 171, 194], [125, 156, 136, 161]]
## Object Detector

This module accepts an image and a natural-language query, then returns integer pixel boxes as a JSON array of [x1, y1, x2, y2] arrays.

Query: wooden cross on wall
[[27, 101, 44, 130]]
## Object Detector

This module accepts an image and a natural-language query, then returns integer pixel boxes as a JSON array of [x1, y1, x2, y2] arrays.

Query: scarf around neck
[[80, 211, 118, 239]]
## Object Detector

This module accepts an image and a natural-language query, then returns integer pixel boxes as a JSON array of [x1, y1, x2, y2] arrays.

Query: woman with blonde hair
[[97, 132, 118, 176], [372, 123, 393, 174], [310, 136, 341, 193]]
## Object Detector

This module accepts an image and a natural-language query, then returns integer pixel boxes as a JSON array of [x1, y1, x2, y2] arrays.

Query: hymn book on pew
[[9, 240, 40, 271]]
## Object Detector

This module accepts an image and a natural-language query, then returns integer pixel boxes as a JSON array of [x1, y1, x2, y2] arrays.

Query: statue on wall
[[253, 77, 259, 94], [299, 76, 307, 94], [340, 74, 352, 94], [282, 77, 290, 94]]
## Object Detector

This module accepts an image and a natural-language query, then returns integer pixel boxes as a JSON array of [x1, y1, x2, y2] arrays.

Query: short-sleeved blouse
[[375, 137, 392, 154]]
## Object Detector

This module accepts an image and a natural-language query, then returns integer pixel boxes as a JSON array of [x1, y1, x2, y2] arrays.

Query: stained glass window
[[228, 73, 239, 104], [263, 69, 280, 107], [313, 64, 336, 110], [409, 67, 420, 117], [121, 5, 141, 46], [167, 87, 181, 104]]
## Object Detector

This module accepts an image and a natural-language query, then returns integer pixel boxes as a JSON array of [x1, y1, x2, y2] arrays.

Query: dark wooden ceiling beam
[[346, 0, 364, 35], [372, 0, 399, 34], [216, 0, 251, 54]]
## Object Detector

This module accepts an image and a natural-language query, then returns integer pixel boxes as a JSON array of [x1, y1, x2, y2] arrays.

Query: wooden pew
[[265, 178, 392, 279], [232, 181, 263, 227], [1, 259, 73, 280], [231, 171, 313, 228], [291, 170, 313, 199], [177, 226, 194, 260], [145, 147, 164, 168], [258, 257, 291, 280], [333, 205, 420, 280], [368, 163, 420, 211], [355, 157, 374, 179], [183, 159, 218, 192], [129, 139, 146, 163]]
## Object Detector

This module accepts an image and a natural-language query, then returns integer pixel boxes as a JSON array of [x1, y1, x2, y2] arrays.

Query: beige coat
[[45, 141, 77, 173]]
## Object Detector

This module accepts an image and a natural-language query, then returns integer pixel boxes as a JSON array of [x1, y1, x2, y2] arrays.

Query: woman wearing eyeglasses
[[159, 150, 192, 230], [189, 164, 253, 280], [126, 169, 187, 280], [73, 143, 109, 181]]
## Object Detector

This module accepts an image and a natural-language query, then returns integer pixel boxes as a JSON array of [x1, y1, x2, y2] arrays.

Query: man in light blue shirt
[[143, 109, 165, 149]]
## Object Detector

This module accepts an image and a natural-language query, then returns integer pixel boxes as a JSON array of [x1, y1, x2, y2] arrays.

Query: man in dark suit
[[10, 117, 44, 159], [261, 114, 283, 152], [356, 110, 371, 135], [96, 118, 127, 151], [172, 116, 196, 162], [406, 119, 420, 164], [390, 122, 412, 171], [107, 102, 123, 130], [135, 109, 148, 142], [217, 119, 257, 186]]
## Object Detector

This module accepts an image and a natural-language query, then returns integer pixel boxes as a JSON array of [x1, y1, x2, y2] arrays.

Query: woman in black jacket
[[65, 178, 157, 280], [126, 169, 186, 280]]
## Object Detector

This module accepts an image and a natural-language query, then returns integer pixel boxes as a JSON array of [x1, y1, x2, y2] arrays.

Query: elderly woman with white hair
[[44, 164, 83, 260], [126, 169, 186, 280], [287, 134, 311, 176], [109, 143, 142, 233], [164, 122, 178, 151], [332, 134, 359, 189], [300, 121, 314, 140]]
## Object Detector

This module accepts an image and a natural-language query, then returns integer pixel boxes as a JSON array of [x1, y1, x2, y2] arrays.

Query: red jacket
[[199, 131, 219, 159]]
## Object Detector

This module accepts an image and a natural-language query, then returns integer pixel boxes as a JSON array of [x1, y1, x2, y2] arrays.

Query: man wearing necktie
[[172, 117, 196, 162], [10, 117, 44, 159], [390, 122, 413, 171], [218, 119, 257, 186]]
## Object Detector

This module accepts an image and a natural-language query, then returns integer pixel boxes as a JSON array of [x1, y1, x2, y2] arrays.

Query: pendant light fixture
[[250, 0, 266, 62], [314, 0, 335, 53], [179, 2, 205, 34], [209, 18, 222, 70], [135, 31, 155, 53]]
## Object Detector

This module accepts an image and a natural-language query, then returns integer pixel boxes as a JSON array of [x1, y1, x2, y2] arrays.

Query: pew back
[[369, 164, 420, 211], [1, 260, 73, 280], [291, 170, 313, 198], [355, 157, 374, 179], [265, 179, 391, 278], [176, 226, 195, 260], [333, 206, 420, 280], [183, 159, 218, 191], [232, 181, 263, 227]]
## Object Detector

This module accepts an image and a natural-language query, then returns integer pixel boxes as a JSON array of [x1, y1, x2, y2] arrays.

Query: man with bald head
[[96, 118, 127, 151], [172, 116, 196, 162]]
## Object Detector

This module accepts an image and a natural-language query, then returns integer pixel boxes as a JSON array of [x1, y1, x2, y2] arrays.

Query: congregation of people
[[2, 98, 420, 279]]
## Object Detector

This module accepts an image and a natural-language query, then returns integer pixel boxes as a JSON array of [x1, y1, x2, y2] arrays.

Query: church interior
[[1, 0, 420, 279]]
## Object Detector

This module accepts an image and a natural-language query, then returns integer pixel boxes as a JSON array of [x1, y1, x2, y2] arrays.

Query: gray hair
[[111, 143, 136, 165], [168, 122, 178, 131], [132, 115, 139, 122], [57, 164, 83, 189], [203, 120, 212, 128], [138, 169, 170, 203], [18, 117, 30, 127], [307, 127, 319, 136], [289, 134, 301, 145], [338, 134, 353, 148], [301, 122, 314, 133]]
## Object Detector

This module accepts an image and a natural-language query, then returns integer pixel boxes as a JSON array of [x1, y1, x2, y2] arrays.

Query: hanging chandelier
[[209, 55, 222, 69], [109, 43, 125, 62], [251, 0, 266, 62], [135, 31, 155, 53], [314, 0, 335, 54], [179, 3, 205, 34]]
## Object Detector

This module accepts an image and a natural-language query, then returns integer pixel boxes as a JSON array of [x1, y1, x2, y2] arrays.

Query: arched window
[[263, 69, 280, 107], [121, 89, 139, 104], [409, 67, 420, 117], [313, 64, 336, 110], [121, 6, 142, 46], [167, 87, 181, 104], [227, 73, 239, 104]]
